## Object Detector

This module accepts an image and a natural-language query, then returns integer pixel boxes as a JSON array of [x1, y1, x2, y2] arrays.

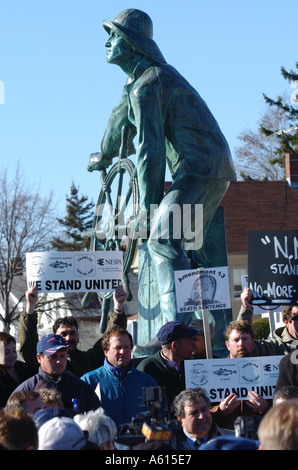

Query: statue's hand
[[87, 153, 112, 172]]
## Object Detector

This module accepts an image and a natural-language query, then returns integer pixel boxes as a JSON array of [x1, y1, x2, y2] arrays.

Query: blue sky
[[0, 0, 297, 216]]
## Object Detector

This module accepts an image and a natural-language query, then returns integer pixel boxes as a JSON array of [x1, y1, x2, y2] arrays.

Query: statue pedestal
[[136, 207, 232, 357]]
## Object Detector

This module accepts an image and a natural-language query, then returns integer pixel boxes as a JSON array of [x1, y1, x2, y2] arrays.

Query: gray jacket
[[237, 306, 293, 356]]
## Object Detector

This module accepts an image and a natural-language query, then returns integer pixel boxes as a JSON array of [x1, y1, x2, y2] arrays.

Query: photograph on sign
[[26, 251, 123, 293], [174, 266, 231, 313], [185, 356, 282, 401], [248, 230, 298, 306]]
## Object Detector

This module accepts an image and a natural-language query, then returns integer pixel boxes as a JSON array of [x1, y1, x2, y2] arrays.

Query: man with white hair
[[74, 408, 117, 450]]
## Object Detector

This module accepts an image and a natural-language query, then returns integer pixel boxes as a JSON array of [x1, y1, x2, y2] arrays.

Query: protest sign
[[248, 230, 298, 306], [241, 275, 281, 315], [242, 274, 280, 337], [26, 251, 123, 293], [174, 266, 231, 313], [185, 356, 282, 401]]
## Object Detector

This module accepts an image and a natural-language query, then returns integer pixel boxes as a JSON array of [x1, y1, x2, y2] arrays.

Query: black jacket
[[0, 360, 38, 407], [10, 366, 101, 412], [275, 349, 298, 391], [137, 351, 185, 407]]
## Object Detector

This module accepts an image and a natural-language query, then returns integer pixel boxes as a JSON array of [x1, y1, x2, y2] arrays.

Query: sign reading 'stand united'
[[248, 230, 298, 307], [26, 251, 123, 292], [185, 356, 282, 401]]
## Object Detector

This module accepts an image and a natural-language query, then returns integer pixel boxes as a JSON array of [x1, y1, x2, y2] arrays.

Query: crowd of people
[[1, 285, 298, 451]]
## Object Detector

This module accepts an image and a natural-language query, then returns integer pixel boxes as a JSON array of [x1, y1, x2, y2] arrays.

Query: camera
[[115, 386, 180, 448], [234, 415, 262, 441]]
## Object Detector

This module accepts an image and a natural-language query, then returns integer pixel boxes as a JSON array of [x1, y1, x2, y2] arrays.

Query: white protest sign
[[185, 356, 282, 401], [26, 251, 123, 293], [174, 266, 231, 313]]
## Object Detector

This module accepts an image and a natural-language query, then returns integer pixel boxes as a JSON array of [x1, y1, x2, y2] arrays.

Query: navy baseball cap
[[200, 436, 259, 450], [36, 334, 67, 355], [33, 408, 72, 429], [157, 321, 202, 345]]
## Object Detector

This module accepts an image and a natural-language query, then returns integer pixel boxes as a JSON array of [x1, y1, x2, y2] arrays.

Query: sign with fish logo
[[185, 356, 282, 401], [26, 250, 123, 293]]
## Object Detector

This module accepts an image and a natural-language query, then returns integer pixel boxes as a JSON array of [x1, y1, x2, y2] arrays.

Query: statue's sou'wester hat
[[103, 9, 167, 65]]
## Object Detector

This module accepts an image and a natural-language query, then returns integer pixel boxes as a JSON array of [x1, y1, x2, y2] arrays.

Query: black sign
[[248, 230, 298, 307]]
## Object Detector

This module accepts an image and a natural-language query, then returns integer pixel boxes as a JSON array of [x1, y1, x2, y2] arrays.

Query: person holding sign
[[211, 320, 269, 430], [18, 285, 128, 377], [238, 287, 298, 355]]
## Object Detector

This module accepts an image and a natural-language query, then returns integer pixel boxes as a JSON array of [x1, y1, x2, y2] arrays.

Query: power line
[[265, 125, 298, 138]]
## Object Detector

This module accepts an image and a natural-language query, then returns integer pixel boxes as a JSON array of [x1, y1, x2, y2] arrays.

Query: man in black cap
[[87, 9, 236, 324], [10, 334, 101, 413], [137, 321, 201, 407]]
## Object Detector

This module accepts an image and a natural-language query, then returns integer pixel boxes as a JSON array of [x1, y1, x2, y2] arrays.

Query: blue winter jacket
[[81, 360, 159, 428]]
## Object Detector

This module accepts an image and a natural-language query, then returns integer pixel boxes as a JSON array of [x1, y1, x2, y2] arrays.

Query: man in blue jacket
[[81, 326, 160, 428], [10, 334, 100, 413]]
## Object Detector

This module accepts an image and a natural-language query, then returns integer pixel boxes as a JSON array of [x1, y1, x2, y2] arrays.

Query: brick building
[[220, 153, 298, 317]]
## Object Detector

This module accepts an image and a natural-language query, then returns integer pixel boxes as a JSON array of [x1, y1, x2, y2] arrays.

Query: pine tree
[[51, 182, 94, 251], [261, 62, 298, 167], [235, 62, 298, 180]]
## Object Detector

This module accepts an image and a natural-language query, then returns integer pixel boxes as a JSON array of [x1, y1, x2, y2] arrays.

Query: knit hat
[[33, 408, 72, 430]]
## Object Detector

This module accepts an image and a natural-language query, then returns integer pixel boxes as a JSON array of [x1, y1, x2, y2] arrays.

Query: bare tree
[[0, 163, 58, 331], [234, 93, 292, 180]]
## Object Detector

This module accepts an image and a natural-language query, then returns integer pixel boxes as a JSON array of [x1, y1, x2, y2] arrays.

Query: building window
[[274, 311, 281, 324], [232, 267, 247, 299]]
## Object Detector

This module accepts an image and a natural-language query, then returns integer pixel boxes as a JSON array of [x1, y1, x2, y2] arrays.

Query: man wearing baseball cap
[[137, 321, 201, 407], [18, 285, 128, 378], [9, 334, 100, 413]]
